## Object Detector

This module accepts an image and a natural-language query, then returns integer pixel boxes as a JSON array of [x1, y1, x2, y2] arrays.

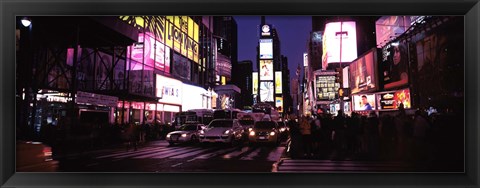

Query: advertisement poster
[[127, 32, 170, 73], [172, 53, 191, 80], [322, 21, 358, 64], [259, 81, 274, 102], [382, 41, 409, 89], [259, 39, 273, 59], [352, 94, 376, 111], [349, 49, 377, 94], [156, 74, 182, 105], [275, 71, 282, 94], [315, 75, 338, 101], [259, 60, 273, 81], [377, 89, 411, 110], [252, 72, 258, 94], [275, 97, 283, 112]]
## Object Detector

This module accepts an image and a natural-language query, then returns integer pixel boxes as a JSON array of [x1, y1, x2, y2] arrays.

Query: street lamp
[[21, 17, 31, 27]]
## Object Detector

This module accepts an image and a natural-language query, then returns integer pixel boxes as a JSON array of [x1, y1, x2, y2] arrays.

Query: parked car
[[166, 123, 206, 145], [199, 119, 244, 145], [248, 121, 280, 145]]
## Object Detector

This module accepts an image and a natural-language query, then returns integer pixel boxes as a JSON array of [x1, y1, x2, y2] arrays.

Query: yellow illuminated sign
[[275, 71, 282, 94]]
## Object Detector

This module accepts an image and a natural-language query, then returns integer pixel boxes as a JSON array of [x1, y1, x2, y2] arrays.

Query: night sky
[[234, 16, 312, 79]]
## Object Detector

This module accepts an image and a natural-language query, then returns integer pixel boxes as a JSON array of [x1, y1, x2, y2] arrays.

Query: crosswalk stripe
[[96, 147, 169, 159], [275, 160, 414, 172], [152, 147, 207, 159], [221, 147, 250, 159], [133, 147, 195, 159], [240, 148, 261, 160], [195, 147, 239, 159], [171, 148, 218, 159]]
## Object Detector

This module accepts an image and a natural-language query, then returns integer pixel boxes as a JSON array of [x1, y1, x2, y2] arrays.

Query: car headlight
[[166, 134, 171, 138], [181, 134, 187, 137], [280, 128, 286, 132], [223, 130, 230, 134], [270, 132, 275, 136], [199, 130, 204, 134], [249, 131, 255, 136], [248, 128, 253, 132]]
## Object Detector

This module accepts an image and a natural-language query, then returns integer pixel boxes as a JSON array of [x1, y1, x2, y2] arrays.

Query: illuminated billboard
[[252, 72, 258, 94], [322, 21, 358, 64], [376, 88, 411, 110], [260, 24, 272, 37], [121, 16, 198, 64], [352, 94, 376, 111], [165, 16, 199, 63], [315, 75, 340, 101], [259, 39, 273, 59], [275, 97, 283, 112], [303, 53, 308, 67], [349, 49, 378, 94], [156, 74, 183, 105], [375, 16, 411, 48], [259, 60, 273, 81], [275, 71, 282, 94], [259, 81, 274, 102], [382, 41, 409, 89]]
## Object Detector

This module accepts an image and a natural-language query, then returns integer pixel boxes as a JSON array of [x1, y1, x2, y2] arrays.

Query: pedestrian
[[366, 111, 380, 160], [311, 115, 324, 157], [287, 115, 302, 159], [394, 105, 409, 160], [299, 116, 313, 158], [125, 123, 139, 151], [333, 110, 347, 160], [413, 110, 430, 162]]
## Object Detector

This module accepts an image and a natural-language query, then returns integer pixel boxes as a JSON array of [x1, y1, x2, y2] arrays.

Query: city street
[[33, 140, 286, 172]]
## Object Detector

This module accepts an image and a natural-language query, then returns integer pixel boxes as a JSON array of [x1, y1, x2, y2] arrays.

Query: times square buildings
[[16, 15, 464, 141], [303, 16, 464, 118], [15, 16, 243, 138]]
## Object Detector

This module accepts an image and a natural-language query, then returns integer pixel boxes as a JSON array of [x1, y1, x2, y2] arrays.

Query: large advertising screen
[[376, 88, 411, 110], [315, 75, 339, 101], [352, 94, 376, 111], [382, 41, 409, 89], [259, 39, 273, 59], [156, 74, 183, 105], [252, 72, 258, 94], [165, 16, 199, 63], [322, 21, 358, 64], [121, 16, 198, 64], [275, 97, 283, 113], [349, 49, 378, 94], [259, 60, 273, 81], [275, 71, 282, 94], [259, 81, 274, 102], [127, 32, 171, 73]]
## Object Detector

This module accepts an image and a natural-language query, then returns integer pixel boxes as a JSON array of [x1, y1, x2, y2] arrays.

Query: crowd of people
[[24, 119, 176, 157], [285, 106, 463, 166]]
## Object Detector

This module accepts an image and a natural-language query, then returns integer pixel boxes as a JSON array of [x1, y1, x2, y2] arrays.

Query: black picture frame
[[1, 0, 479, 187]]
